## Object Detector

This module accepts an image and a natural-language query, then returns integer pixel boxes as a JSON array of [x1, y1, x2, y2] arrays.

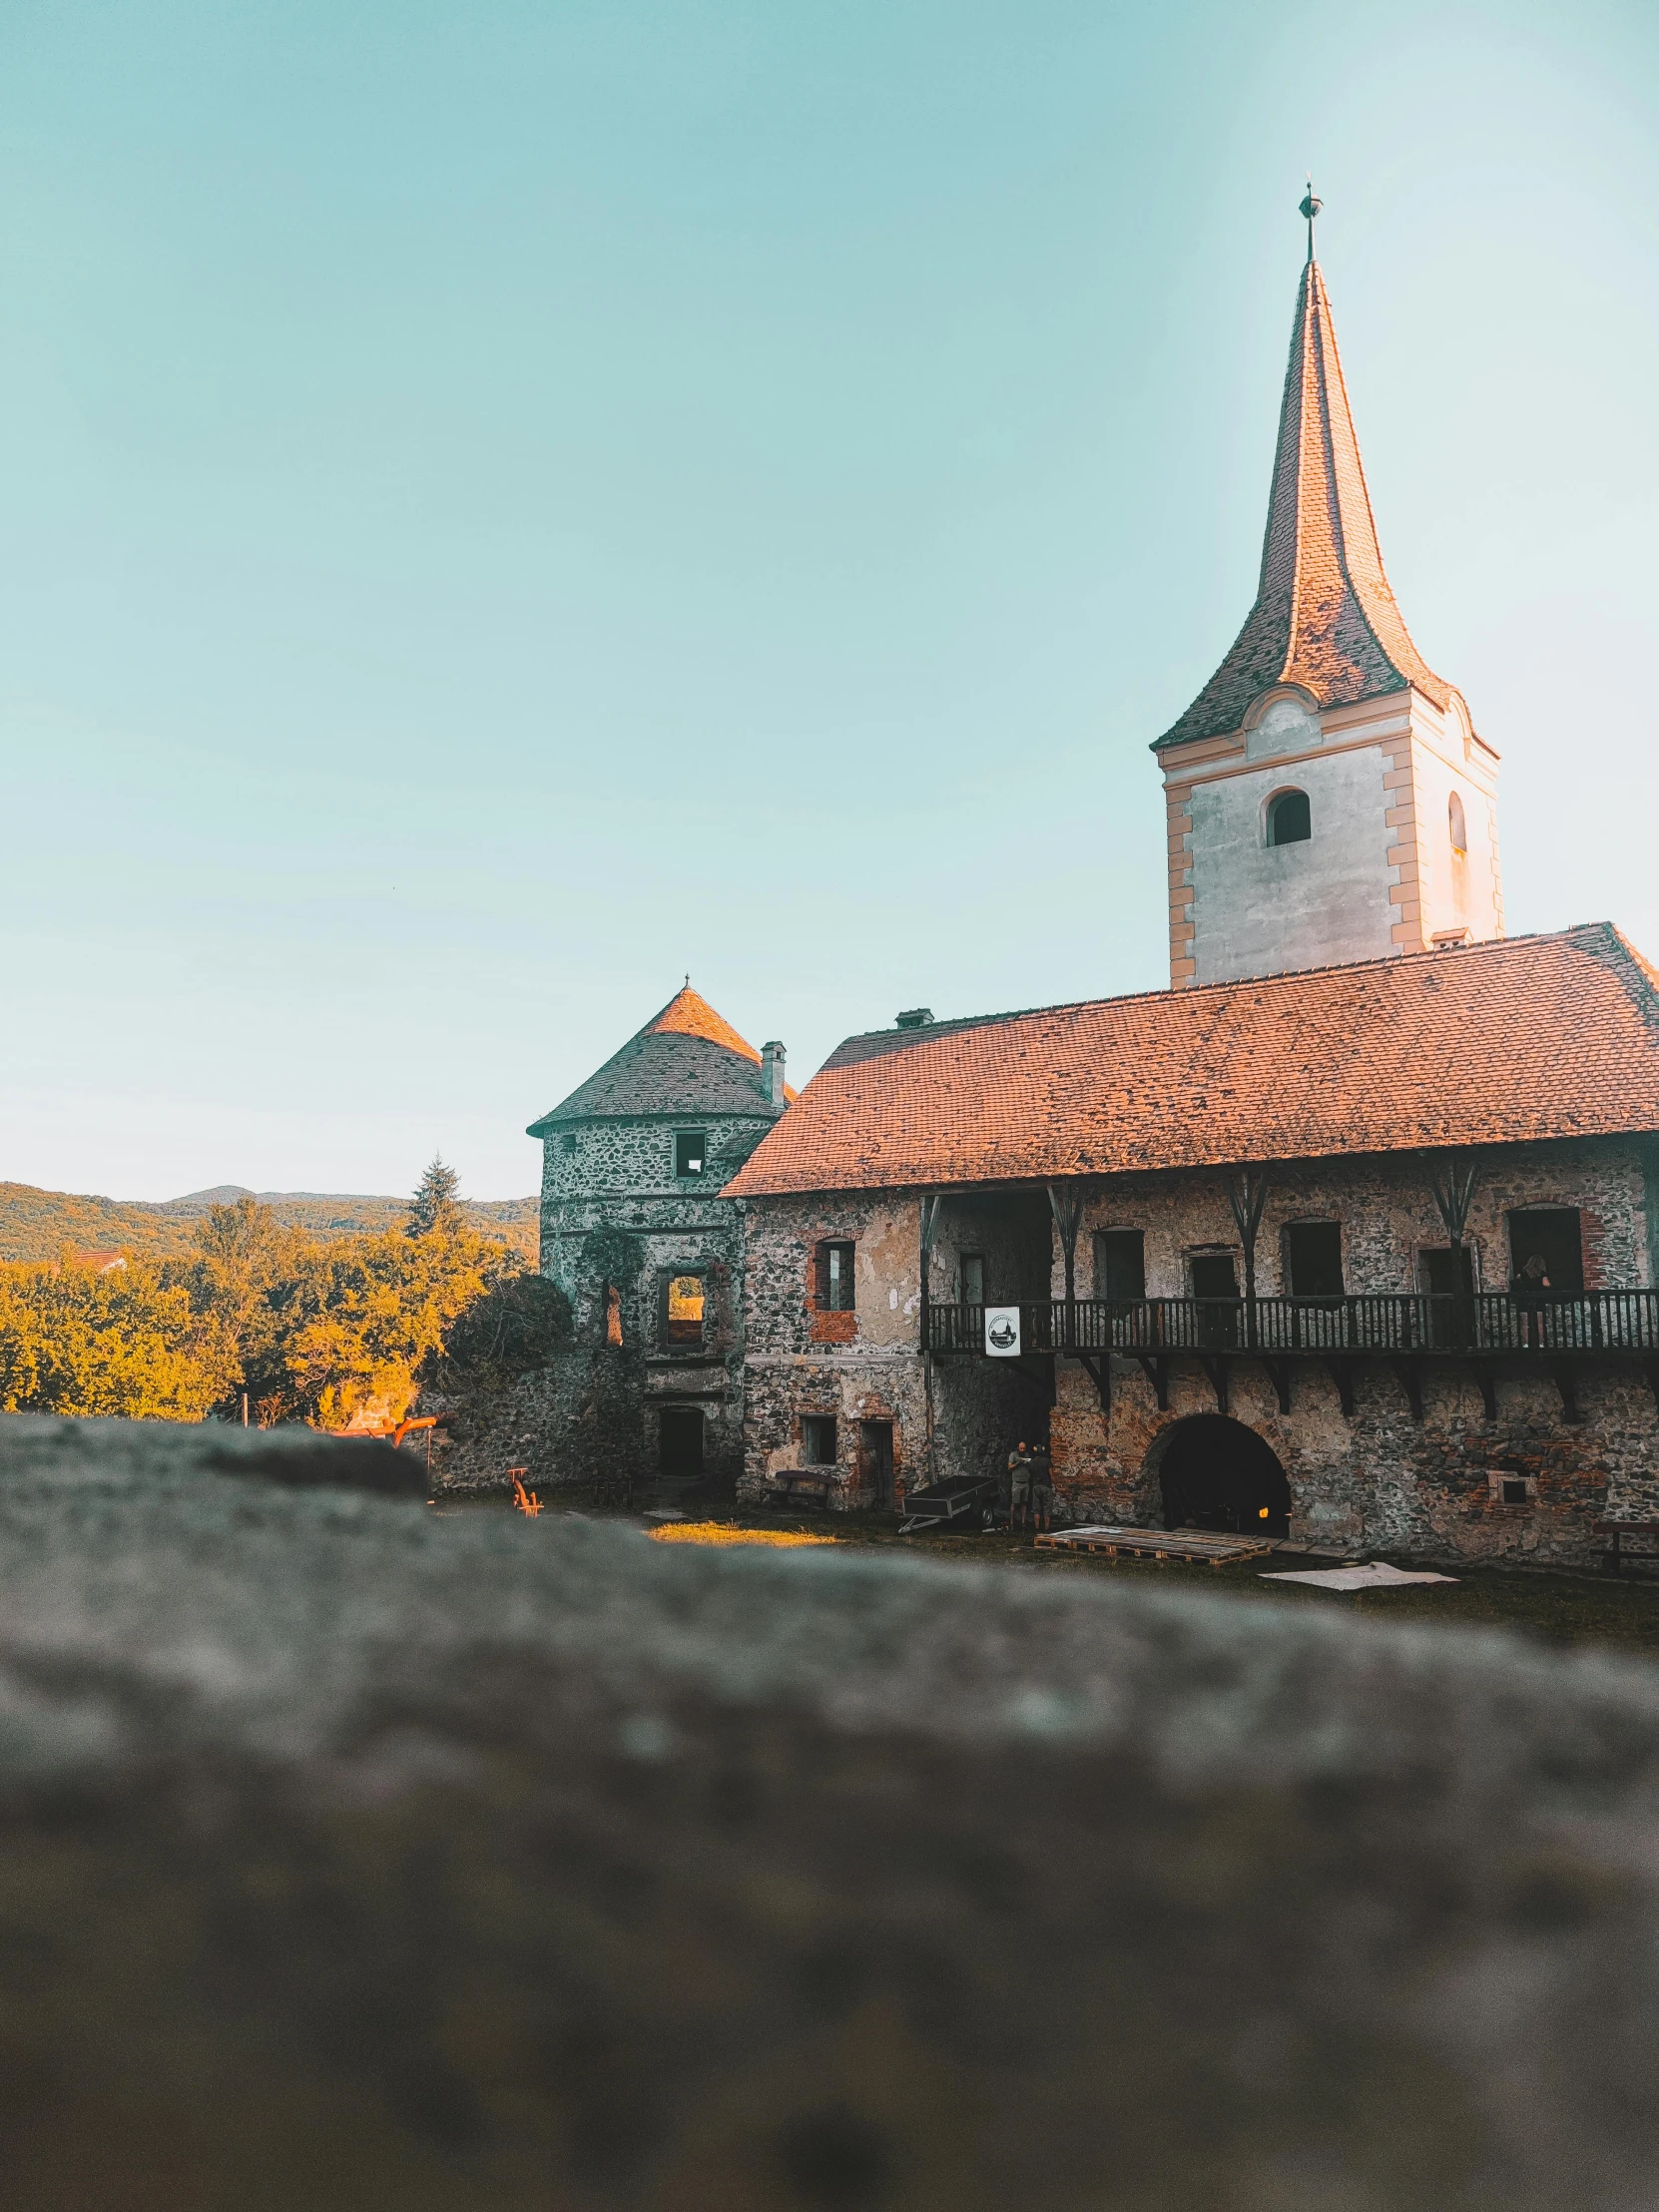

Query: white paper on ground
[[1262, 1561, 1458, 1590]]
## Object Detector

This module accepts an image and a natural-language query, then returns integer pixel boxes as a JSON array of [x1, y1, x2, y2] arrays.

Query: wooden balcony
[[923, 1293, 1659, 1421]]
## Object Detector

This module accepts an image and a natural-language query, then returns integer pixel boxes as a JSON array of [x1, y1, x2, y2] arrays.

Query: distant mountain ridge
[[0, 1181, 539, 1264]]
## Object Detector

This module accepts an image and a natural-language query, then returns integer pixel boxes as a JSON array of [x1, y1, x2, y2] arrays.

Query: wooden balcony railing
[[924, 1291, 1659, 1360]]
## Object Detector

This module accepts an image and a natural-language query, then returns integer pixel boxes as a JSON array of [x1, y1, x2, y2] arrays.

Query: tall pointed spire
[[1157, 201, 1453, 749]]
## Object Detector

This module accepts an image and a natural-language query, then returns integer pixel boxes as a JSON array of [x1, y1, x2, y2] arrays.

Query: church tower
[[1156, 198, 1502, 987]]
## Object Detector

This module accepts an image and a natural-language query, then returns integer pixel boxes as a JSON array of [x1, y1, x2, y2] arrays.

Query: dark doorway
[[1190, 1253, 1240, 1347], [1507, 1208, 1584, 1297], [1095, 1229, 1146, 1303], [860, 1420, 894, 1508], [659, 1407, 704, 1486], [1157, 1414, 1291, 1537], [1420, 1245, 1475, 1348]]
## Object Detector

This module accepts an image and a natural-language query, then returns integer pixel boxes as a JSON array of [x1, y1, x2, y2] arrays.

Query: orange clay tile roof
[[1157, 254, 1457, 750], [724, 926, 1659, 1197], [527, 986, 794, 1130]]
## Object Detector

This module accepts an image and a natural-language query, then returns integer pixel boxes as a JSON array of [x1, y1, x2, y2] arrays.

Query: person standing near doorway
[[1007, 1441, 1033, 1529], [1028, 1442, 1054, 1534], [1513, 1251, 1550, 1350]]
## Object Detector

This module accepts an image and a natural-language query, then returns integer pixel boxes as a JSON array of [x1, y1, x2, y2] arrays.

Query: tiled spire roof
[[527, 986, 793, 1131], [642, 986, 764, 1060], [1157, 251, 1454, 749]]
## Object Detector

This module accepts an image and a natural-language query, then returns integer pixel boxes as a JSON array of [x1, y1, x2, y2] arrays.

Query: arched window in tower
[[1266, 789, 1312, 846], [1448, 791, 1467, 855]]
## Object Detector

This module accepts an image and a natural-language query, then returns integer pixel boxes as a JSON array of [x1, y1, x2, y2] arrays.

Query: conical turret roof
[[527, 987, 792, 1131], [1157, 252, 1455, 749]]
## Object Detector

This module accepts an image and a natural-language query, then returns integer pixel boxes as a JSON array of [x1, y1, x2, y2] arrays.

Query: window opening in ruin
[[603, 1283, 624, 1347], [1506, 1208, 1584, 1298], [659, 1406, 703, 1485], [1157, 1414, 1291, 1537], [1448, 791, 1467, 855], [818, 1241, 855, 1312], [1266, 789, 1312, 845], [1094, 1229, 1146, 1303], [860, 1419, 894, 1508], [1500, 1476, 1528, 1505], [802, 1413, 837, 1466], [674, 1130, 708, 1178], [1285, 1222, 1344, 1300], [560, 1132, 578, 1155], [960, 1253, 985, 1307], [1189, 1252, 1240, 1347], [666, 1274, 705, 1350]]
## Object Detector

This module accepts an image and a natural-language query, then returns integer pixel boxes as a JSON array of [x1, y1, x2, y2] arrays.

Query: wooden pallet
[[1035, 1525, 1273, 1567]]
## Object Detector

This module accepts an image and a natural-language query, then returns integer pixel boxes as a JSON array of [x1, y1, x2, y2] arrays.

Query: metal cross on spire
[[1299, 179, 1323, 263]]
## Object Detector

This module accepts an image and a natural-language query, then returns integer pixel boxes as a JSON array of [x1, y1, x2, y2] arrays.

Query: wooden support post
[[1426, 1152, 1481, 1349], [1076, 1351, 1111, 1417], [1472, 1363, 1497, 1421], [919, 1193, 941, 1487], [1134, 1354, 1171, 1411], [1325, 1357, 1356, 1418], [1197, 1355, 1231, 1413], [1551, 1360, 1583, 1424], [1048, 1184, 1085, 1350], [1390, 1357, 1424, 1423], [1264, 1357, 1292, 1414], [1225, 1168, 1272, 1351]]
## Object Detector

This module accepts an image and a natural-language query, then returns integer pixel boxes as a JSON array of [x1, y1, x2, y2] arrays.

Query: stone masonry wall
[[741, 1192, 929, 1506], [743, 1139, 1659, 1559]]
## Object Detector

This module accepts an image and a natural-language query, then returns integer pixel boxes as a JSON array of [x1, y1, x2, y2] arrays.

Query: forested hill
[[0, 1182, 539, 1264]]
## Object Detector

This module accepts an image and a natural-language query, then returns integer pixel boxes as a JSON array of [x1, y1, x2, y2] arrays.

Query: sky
[[1, 0, 1656, 1201]]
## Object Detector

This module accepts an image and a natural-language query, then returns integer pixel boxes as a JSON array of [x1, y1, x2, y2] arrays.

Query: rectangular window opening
[[960, 1253, 985, 1307], [802, 1413, 838, 1466], [1094, 1229, 1146, 1303], [1285, 1221, 1344, 1300], [674, 1130, 708, 1179], [665, 1273, 705, 1350], [818, 1241, 856, 1313]]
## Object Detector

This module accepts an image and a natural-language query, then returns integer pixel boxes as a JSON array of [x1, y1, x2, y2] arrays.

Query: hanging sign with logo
[[984, 1306, 1022, 1358]]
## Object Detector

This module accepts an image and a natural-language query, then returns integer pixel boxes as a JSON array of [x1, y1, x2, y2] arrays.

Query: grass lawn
[[436, 1492, 1659, 1660]]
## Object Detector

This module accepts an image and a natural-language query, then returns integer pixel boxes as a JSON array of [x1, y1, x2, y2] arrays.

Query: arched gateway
[[1154, 1415, 1292, 1538]]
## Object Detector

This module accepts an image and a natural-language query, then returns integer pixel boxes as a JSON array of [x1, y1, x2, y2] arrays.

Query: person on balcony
[[1513, 1252, 1551, 1350]]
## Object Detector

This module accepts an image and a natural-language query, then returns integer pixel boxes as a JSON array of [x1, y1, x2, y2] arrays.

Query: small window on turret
[[674, 1131, 708, 1178], [1448, 792, 1467, 854], [1266, 790, 1311, 845], [560, 1133, 578, 1156]]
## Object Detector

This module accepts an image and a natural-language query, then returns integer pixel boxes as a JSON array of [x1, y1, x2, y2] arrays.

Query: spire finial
[[1299, 178, 1322, 264]]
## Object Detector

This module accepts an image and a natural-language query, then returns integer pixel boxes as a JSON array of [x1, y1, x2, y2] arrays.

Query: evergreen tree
[[406, 1155, 462, 1239]]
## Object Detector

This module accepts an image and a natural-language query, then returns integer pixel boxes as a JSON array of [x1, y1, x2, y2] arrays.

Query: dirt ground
[[434, 1492, 1659, 1660]]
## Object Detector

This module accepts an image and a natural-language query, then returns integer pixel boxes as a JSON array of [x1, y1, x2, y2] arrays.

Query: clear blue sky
[[2, 0, 1656, 1200]]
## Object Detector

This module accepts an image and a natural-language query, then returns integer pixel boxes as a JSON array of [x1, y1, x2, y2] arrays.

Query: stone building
[[723, 216, 1659, 1565], [432, 988, 789, 1496], [518, 985, 791, 1497], [729, 925, 1659, 1564]]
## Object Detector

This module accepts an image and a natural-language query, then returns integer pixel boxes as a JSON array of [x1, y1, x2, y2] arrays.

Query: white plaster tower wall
[[1186, 733, 1396, 985]]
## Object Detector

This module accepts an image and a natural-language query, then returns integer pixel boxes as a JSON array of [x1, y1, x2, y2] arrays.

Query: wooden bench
[[766, 1471, 834, 1511], [1595, 1520, 1659, 1577]]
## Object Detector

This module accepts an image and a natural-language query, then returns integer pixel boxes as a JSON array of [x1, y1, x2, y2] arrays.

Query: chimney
[[761, 1040, 788, 1107]]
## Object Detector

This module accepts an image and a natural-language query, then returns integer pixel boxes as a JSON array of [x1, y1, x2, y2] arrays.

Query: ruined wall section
[[429, 1109, 776, 1498], [741, 1192, 928, 1507]]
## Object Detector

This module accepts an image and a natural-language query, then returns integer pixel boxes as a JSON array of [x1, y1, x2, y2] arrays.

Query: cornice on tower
[[1157, 237, 1457, 751]]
